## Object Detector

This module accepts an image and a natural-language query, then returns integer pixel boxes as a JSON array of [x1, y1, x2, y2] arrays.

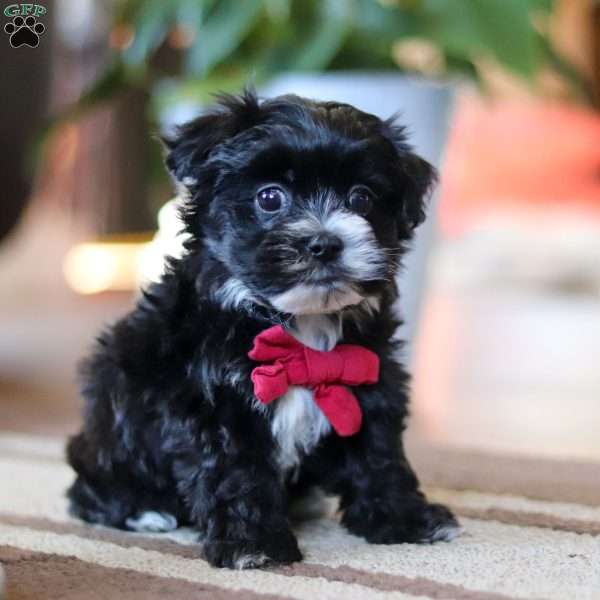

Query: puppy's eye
[[256, 186, 287, 212], [347, 186, 373, 216]]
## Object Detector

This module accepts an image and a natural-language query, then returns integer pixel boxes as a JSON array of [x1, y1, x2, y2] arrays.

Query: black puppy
[[67, 90, 460, 569]]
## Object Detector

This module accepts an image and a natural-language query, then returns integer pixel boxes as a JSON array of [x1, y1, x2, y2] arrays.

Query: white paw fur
[[125, 511, 178, 533]]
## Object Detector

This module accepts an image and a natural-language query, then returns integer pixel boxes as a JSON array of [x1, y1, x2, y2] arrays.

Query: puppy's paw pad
[[125, 511, 178, 532]]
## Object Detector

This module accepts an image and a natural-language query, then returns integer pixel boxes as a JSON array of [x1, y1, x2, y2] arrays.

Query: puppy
[[66, 90, 460, 569]]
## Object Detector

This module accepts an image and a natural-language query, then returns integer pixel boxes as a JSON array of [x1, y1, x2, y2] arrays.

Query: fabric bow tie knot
[[248, 325, 379, 436]]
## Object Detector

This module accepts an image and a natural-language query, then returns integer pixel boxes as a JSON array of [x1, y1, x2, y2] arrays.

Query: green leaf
[[152, 71, 251, 115], [289, 1, 350, 70], [351, 0, 420, 38], [263, 0, 292, 22], [112, 0, 146, 24], [255, 0, 353, 74], [174, 0, 209, 25], [528, 0, 554, 12], [122, 0, 179, 66], [185, 0, 264, 76], [421, 0, 542, 78]]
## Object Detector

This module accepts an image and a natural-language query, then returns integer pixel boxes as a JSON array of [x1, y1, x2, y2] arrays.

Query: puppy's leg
[[67, 472, 180, 531], [67, 434, 181, 531], [173, 419, 302, 569], [336, 413, 461, 544], [67, 474, 135, 528]]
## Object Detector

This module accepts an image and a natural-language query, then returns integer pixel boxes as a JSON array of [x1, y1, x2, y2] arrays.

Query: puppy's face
[[166, 92, 435, 315]]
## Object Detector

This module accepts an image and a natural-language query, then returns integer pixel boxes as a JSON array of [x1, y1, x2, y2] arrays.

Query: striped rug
[[1, 432, 599, 600]]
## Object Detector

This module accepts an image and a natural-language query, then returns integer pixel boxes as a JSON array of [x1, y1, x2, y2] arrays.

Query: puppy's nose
[[308, 233, 343, 261]]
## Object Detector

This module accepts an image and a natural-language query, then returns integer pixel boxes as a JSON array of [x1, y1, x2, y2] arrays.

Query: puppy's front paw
[[408, 502, 462, 544], [203, 528, 302, 569], [343, 497, 462, 545]]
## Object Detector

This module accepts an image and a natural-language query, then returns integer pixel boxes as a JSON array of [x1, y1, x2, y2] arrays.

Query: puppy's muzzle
[[307, 232, 343, 262]]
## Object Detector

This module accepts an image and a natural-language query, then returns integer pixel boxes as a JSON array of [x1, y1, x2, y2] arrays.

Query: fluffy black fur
[[67, 90, 459, 569]]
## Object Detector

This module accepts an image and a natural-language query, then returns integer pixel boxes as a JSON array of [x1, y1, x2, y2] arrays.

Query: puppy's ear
[[162, 88, 261, 195], [398, 152, 436, 231], [382, 119, 437, 234]]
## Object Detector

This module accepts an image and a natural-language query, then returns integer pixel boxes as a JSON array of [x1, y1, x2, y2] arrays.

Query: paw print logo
[[4, 15, 45, 48]]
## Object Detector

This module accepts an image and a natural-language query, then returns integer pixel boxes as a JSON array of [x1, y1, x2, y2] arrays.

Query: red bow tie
[[248, 325, 379, 436]]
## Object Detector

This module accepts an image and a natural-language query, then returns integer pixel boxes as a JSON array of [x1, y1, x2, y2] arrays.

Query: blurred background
[[1, 0, 599, 461]]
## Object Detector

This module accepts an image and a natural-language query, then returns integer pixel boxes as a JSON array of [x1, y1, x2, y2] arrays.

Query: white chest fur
[[271, 314, 341, 471]]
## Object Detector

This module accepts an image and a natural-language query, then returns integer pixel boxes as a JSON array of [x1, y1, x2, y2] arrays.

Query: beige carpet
[[1, 433, 600, 600]]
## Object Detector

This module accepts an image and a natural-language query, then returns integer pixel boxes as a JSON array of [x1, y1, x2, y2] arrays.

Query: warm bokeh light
[[63, 200, 188, 295], [63, 241, 147, 294]]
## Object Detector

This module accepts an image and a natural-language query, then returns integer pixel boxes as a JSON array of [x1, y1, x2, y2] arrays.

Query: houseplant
[[69, 0, 588, 123], [53, 0, 590, 341]]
